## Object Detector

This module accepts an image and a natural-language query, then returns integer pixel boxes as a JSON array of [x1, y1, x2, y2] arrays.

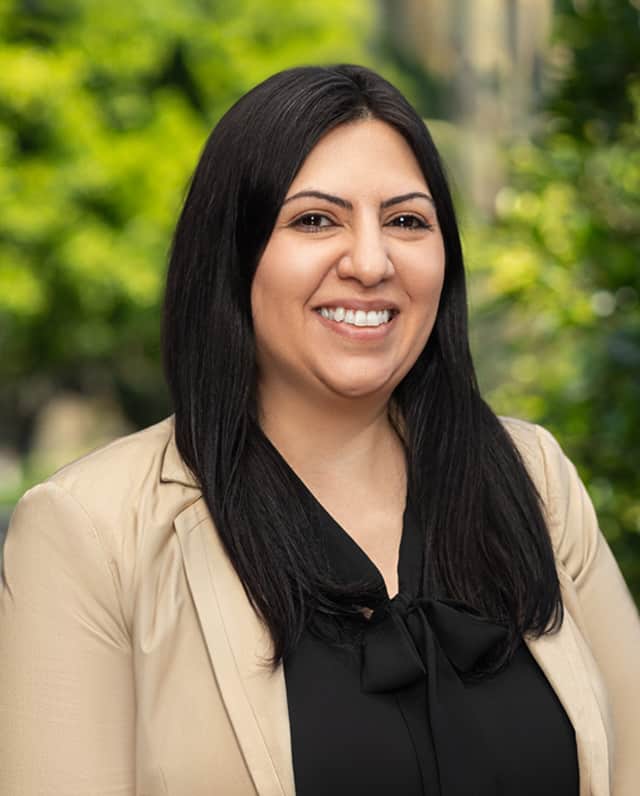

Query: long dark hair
[[162, 64, 562, 670]]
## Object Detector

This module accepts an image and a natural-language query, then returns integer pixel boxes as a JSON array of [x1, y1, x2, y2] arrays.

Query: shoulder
[[44, 413, 199, 526], [499, 416, 600, 581], [499, 416, 566, 505], [9, 416, 200, 589], [48, 415, 175, 495]]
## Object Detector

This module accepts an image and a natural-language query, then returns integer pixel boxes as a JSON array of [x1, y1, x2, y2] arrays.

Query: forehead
[[286, 119, 428, 198]]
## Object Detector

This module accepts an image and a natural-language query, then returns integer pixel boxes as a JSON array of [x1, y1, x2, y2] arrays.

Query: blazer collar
[[525, 580, 612, 796], [161, 419, 294, 795], [173, 499, 295, 796], [160, 417, 199, 489], [162, 420, 610, 796]]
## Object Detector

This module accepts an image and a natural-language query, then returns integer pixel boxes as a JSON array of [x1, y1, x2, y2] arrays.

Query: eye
[[387, 214, 433, 230], [290, 212, 335, 232]]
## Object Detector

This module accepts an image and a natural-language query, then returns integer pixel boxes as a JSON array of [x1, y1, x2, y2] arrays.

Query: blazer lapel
[[525, 573, 611, 796], [174, 499, 295, 796]]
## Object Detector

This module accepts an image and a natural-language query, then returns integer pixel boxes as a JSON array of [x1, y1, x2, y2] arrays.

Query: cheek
[[251, 237, 326, 325], [251, 245, 283, 326], [250, 249, 308, 354], [250, 260, 275, 356], [405, 248, 446, 309]]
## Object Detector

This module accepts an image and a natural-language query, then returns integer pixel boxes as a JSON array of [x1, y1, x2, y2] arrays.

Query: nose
[[336, 219, 393, 286]]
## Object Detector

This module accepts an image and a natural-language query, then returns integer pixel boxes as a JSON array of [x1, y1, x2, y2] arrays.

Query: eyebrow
[[281, 189, 435, 210]]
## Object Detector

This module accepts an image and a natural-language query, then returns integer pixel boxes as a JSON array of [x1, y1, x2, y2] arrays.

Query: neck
[[257, 381, 405, 496]]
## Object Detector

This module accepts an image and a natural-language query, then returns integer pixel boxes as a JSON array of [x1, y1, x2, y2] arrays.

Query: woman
[[1, 64, 638, 795]]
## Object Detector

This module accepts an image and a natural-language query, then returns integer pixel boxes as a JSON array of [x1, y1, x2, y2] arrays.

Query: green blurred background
[[0, 0, 638, 603]]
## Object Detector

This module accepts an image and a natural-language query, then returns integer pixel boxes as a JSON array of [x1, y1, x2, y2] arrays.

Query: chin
[[321, 373, 399, 401], [312, 350, 419, 402]]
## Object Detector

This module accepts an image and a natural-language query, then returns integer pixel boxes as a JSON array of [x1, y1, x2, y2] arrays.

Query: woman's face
[[251, 119, 446, 409]]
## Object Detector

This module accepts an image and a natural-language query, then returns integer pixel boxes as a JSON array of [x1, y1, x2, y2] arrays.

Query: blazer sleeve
[[0, 480, 135, 794], [534, 424, 640, 795]]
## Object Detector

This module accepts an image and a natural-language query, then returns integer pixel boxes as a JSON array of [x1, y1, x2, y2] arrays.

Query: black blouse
[[281, 460, 580, 796]]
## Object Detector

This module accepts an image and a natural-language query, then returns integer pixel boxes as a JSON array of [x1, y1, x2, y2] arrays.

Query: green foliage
[[548, 0, 640, 139], [2, 0, 638, 601], [468, 0, 640, 600], [0, 0, 377, 443]]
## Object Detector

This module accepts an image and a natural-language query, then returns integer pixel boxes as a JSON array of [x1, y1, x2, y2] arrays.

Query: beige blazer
[[1, 415, 639, 795]]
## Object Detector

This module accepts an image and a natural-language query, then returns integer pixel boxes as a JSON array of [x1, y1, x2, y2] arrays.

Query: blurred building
[[383, 0, 554, 212]]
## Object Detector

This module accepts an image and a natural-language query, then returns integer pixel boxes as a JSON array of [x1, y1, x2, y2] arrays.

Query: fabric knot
[[361, 593, 507, 693], [359, 592, 508, 794]]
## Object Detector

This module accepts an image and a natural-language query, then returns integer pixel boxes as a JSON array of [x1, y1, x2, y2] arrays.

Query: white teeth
[[317, 306, 393, 327]]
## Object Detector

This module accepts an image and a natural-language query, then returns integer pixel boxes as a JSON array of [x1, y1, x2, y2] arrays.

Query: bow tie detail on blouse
[[359, 592, 508, 795]]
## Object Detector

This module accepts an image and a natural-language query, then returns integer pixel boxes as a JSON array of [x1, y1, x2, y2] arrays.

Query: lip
[[312, 298, 400, 313], [313, 307, 397, 340]]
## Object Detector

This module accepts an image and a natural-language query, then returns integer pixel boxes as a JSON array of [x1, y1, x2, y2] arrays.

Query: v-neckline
[[265, 438, 424, 601]]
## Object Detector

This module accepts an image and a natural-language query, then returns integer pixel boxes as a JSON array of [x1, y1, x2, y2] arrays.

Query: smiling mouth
[[314, 307, 398, 327]]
